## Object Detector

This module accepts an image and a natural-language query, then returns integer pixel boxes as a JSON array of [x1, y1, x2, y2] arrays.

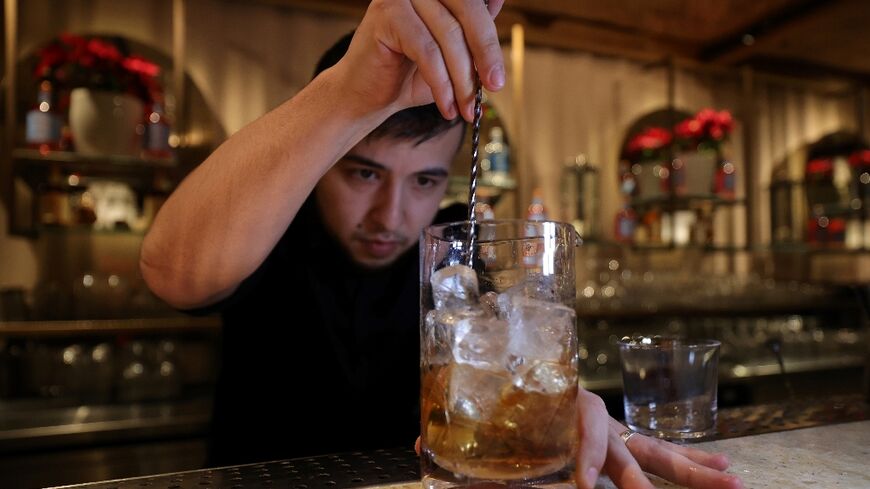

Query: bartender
[[140, 1, 742, 488]]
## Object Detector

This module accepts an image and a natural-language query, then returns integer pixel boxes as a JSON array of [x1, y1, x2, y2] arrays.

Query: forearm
[[140, 66, 391, 309]]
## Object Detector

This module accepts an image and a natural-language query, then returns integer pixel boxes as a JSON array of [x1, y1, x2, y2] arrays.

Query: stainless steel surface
[[51, 447, 421, 489], [0, 398, 210, 453], [0, 316, 220, 337], [45, 395, 870, 489]]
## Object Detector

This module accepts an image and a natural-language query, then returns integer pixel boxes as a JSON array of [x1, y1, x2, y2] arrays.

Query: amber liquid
[[421, 364, 578, 482]]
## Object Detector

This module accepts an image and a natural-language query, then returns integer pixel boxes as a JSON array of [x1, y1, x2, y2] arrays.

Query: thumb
[[576, 389, 608, 489]]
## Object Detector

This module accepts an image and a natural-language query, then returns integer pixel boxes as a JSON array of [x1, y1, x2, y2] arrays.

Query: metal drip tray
[[53, 447, 421, 489]]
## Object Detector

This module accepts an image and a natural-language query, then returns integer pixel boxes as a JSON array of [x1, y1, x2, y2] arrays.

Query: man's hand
[[415, 388, 744, 489], [333, 0, 506, 122], [575, 388, 744, 489]]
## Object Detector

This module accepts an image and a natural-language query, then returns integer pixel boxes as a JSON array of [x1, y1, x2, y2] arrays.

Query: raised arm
[[140, 0, 506, 309]]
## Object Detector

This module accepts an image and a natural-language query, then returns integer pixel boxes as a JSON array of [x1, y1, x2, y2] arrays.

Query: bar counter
[[52, 395, 869, 489]]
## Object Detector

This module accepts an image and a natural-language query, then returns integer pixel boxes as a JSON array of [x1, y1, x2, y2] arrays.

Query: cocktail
[[420, 220, 579, 488]]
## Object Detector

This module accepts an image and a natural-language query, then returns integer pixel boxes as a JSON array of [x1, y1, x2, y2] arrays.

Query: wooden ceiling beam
[[495, 7, 695, 63], [235, 0, 697, 62], [699, 0, 843, 63], [225, 0, 368, 19]]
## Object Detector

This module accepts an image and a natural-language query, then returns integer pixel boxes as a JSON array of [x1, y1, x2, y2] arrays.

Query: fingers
[[410, 0, 505, 120], [647, 437, 731, 471], [603, 428, 656, 489], [387, 1, 458, 119], [575, 389, 609, 489], [486, 0, 506, 17], [628, 436, 744, 489], [440, 0, 505, 91], [410, 0, 474, 119], [393, 0, 504, 121]]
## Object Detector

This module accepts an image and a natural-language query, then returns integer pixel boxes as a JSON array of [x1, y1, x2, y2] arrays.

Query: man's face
[[315, 125, 463, 269]]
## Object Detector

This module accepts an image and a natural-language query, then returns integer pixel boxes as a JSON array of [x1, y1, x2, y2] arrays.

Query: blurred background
[[0, 0, 869, 487]]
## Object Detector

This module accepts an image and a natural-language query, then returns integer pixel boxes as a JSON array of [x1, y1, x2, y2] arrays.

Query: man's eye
[[416, 176, 435, 187], [355, 168, 378, 181]]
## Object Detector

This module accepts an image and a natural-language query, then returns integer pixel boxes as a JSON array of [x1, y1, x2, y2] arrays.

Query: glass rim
[[423, 219, 577, 241], [617, 335, 721, 350]]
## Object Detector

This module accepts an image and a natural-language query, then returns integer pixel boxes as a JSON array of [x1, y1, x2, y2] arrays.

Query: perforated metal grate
[[55, 447, 420, 489]]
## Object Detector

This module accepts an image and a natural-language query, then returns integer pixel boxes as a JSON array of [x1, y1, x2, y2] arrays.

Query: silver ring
[[619, 429, 639, 446]]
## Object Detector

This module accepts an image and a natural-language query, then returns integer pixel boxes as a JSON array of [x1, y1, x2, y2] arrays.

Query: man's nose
[[368, 180, 403, 231]]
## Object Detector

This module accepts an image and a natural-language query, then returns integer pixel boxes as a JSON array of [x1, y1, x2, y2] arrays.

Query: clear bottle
[[25, 80, 63, 154], [484, 126, 510, 179], [715, 160, 737, 199], [614, 203, 637, 244], [143, 101, 172, 159]]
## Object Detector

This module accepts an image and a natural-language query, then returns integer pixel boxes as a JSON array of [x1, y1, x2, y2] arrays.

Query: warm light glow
[[39, 102, 50, 112]]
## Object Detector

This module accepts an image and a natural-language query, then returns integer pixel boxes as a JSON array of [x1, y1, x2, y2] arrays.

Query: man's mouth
[[358, 238, 403, 258]]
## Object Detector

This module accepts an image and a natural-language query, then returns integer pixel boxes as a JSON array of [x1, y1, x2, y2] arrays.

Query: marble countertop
[[54, 419, 869, 489], [597, 420, 870, 489], [379, 421, 870, 489]]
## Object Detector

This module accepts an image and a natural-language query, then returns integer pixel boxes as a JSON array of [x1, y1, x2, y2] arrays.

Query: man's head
[[313, 32, 466, 269]]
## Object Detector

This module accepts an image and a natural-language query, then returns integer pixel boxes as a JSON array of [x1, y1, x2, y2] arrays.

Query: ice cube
[[482, 380, 579, 459], [448, 364, 511, 421], [431, 265, 479, 310], [452, 315, 509, 369], [503, 273, 560, 304], [423, 307, 486, 366], [480, 291, 499, 316], [513, 360, 576, 394], [503, 296, 577, 364]]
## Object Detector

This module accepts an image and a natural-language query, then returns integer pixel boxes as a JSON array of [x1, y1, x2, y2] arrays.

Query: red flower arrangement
[[805, 158, 833, 177], [33, 33, 162, 105], [674, 108, 735, 149], [848, 149, 870, 169], [626, 126, 673, 161]]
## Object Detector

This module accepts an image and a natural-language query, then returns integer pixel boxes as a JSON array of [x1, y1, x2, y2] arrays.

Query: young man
[[141, 2, 742, 488]]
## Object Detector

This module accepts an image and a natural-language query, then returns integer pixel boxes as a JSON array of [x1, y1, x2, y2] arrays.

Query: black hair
[[314, 31, 465, 146]]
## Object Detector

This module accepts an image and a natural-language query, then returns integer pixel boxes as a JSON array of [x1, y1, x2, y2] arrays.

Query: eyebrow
[[342, 154, 449, 178]]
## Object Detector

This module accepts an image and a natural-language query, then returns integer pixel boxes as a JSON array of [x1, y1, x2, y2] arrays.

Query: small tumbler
[[618, 336, 720, 441]]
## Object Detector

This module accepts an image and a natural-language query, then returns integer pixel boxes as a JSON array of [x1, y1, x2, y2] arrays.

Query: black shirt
[[205, 197, 466, 466]]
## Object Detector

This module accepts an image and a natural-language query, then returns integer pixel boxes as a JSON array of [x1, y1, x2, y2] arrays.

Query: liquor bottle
[[845, 214, 862, 250], [614, 203, 637, 244], [669, 158, 686, 196], [140, 170, 174, 230], [143, 101, 172, 159], [485, 126, 510, 179], [526, 189, 547, 221], [619, 160, 638, 197], [25, 80, 63, 154], [642, 207, 662, 244], [523, 189, 547, 267], [715, 160, 737, 199], [38, 166, 72, 227]]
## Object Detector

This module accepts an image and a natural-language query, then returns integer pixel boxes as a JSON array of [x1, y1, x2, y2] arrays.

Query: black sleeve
[[178, 218, 299, 317], [177, 256, 271, 317], [435, 202, 469, 224]]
